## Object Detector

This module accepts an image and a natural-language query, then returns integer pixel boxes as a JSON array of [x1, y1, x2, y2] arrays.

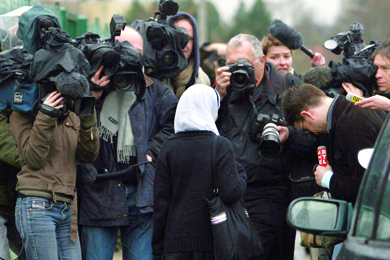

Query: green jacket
[[0, 109, 21, 216]]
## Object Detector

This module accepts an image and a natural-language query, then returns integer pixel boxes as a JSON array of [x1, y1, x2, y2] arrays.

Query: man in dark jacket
[[77, 26, 178, 260], [282, 83, 385, 203], [215, 34, 312, 260]]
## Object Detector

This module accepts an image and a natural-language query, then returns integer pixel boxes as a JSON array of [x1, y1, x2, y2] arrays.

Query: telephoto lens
[[259, 123, 281, 160]]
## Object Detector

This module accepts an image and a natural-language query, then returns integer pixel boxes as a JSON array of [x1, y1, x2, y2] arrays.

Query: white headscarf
[[174, 84, 220, 135]]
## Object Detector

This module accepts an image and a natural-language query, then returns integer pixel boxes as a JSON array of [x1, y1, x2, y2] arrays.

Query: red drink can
[[317, 146, 327, 166]]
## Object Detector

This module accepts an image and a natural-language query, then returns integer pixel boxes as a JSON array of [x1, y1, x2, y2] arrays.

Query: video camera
[[131, 0, 189, 79], [76, 15, 146, 99], [249, 113, 285, 161], [227, 58, 256, 92], [320, 22, 380, 97], [0, 6, 94, 117]]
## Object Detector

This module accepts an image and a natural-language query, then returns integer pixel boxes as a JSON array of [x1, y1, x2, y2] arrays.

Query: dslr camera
[[227, 58, 256, 92], [131, 0, 189, 79], [249, 113, 285, 161]]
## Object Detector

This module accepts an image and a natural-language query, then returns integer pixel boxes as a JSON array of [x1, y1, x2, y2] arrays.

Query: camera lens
[[114, 72, 137, 91], [161, 50, 178, 69], [259, 123, 282, 161], [231, 69, 249, 91]]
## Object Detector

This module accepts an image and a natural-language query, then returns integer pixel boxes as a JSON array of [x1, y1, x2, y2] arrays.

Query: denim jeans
[[80, 184, 153, 260], [0, 215, 11, 260], [15, 197, 82, 260]]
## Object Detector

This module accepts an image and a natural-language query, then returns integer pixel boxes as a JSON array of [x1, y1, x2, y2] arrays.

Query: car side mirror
[[287, 197, 353, 239]]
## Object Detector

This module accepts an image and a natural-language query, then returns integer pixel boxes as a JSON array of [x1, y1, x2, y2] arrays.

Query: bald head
[[115, 26, 143, 54]]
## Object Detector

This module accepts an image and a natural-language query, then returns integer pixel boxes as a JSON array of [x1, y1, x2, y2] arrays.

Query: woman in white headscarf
[[152, 84, 247, 260]]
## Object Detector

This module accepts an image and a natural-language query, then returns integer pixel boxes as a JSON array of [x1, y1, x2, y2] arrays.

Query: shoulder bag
[[205, 135, 263, 260]]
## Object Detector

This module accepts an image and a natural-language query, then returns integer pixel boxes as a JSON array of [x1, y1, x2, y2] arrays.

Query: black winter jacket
[[78, 76, 177, 226]]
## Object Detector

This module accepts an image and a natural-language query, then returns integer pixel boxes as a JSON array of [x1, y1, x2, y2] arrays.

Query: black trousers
[[162, 251, 214, 260], [244, 184, 293, 260]]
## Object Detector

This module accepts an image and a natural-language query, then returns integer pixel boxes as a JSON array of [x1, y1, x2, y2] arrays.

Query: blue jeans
[[80, 184, 153, 260], [15, 197, 81, 260]]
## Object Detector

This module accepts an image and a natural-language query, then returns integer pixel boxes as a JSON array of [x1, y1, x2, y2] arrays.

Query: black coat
[[328, 96, 386, 203], [77, 77, 177, 226], [152, 131, 246, 258]]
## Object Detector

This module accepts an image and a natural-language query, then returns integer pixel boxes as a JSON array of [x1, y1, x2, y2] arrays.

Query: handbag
[[205, 136, 263, 260], [300, 191, 345, 248]]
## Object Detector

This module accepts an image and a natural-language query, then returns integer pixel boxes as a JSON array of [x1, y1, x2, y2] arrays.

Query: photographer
[[215, 34, 315, 260], [8, 5, 100, 260], [167, 12, 210, 98], [354, 38, 390, 112], [10, 89, 99, 260], [77, 26, 178, 260]]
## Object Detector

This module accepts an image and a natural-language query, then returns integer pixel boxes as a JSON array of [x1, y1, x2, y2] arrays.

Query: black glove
[[76, 163, 97, 183]]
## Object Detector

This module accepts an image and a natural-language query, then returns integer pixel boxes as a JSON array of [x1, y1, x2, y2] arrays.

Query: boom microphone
[[269, 19, 314, 58], [302, 65, 333, 90], [55, 71, 90, 98]]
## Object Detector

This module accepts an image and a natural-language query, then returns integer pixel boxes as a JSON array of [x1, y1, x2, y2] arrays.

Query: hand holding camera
[[90, 65, 110, 100], [40, 91, 64, 117], [215, 66, 231, 99]]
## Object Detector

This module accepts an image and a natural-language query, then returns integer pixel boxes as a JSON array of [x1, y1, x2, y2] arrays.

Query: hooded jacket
[[168, 12, 210, 98], [17, 5, 61, 55]]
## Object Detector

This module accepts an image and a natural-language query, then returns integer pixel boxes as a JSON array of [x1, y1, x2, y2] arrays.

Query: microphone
[[269, 19, 314, 58], [317, 146, 327, 166], [101, 49, 121, 70], [302, 66, 333, 90], [55, 71, 90, 98], [346, 93, 364, 103]]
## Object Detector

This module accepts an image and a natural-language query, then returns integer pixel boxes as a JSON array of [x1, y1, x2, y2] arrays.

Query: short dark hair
[[372, 38, 390, 60], [282, 84, 327, 126]]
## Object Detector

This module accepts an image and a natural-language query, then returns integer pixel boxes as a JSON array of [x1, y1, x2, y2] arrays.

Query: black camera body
[[227, 58, 256, 92], [250, 113, 285, 161], [131, 0, 189, 80]]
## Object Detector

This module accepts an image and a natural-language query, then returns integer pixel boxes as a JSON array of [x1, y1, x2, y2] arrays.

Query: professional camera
[[76, 15, 146, 99], [249, 113, 285, 161], [227, 58, 256, 92], [321, 22, 380, 97], [0, 5, 94, 117], [30, 27, 95, 117], [131, 0, 189, 79]]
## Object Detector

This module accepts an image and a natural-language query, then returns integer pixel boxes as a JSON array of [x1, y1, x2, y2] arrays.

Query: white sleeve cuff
[[321, 170, 333, 189]]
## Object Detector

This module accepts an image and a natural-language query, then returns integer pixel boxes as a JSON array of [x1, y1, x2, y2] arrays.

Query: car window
[[376, 177, 390, 240], [354, 121, 390, 239]]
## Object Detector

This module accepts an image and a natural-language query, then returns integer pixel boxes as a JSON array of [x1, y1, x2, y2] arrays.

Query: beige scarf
[[172, 58, 194, 99]]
